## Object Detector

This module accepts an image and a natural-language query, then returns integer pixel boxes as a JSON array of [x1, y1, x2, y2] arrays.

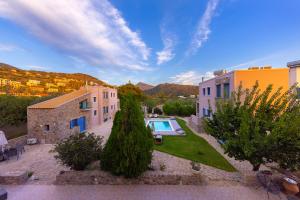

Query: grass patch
[[154, 118, 236, 172]]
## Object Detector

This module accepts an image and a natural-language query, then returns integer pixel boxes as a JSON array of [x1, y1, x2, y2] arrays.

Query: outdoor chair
[[256, 170, 282, 199], [0, 188, 7, 200]]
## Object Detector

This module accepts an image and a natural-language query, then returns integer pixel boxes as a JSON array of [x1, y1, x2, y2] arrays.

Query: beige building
[[47, 88, 59, 93], [0, 78, 8, 86], [30, 86, 45, 92], [27, 85, 119, 143], [45, 83, 56, 88], [26, 79, 40, 86]]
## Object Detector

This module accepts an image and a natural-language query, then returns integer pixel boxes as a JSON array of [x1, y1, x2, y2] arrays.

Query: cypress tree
[[100, 94, 153, 178]]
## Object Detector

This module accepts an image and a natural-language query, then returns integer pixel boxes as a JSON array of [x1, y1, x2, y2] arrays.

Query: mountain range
[[0, 62, 198, 97], [136, 82, 198, 97]]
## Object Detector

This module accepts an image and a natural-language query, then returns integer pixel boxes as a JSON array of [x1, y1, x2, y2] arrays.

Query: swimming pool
[[147, 120, 173, 131]]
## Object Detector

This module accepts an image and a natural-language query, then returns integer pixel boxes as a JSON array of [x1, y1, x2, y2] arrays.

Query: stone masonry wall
[[7, 135, 28, 147], [55, 170, 204, 185], [27, 94, 92, 143]]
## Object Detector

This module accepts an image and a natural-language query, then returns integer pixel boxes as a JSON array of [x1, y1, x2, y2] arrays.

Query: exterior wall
[[27, 93, 91, 143], [197, 68, 289, 118], [198, 72, 234, 117], [234, 68, 289, 92], [27, 85, 119, 143], [289, 67, 300, 87], [88, 86, 118, 127]]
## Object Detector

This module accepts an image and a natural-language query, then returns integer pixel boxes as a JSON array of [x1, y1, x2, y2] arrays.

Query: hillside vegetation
[[0, 63, 110, 96], [144, 83, 198, 97]]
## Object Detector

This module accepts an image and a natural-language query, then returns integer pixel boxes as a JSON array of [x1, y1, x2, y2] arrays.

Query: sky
[[0, 0, 300, 86]]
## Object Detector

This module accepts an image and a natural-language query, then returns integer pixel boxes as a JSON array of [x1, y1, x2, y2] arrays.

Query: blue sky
[[0, 0, 300, 85]]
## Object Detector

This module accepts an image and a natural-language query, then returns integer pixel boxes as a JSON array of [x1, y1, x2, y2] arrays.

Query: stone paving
[[87, 120, 113, 142], [2, 185, 283, 200], [0, 144, 68, 185]]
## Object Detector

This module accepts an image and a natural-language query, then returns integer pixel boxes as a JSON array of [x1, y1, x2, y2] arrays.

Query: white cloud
[[0, 0, 150, 70], [0, 43, 21, 52], [23, 65, 50, 71], [187, 0, 219, 55], [156, 28, 176, 65], [170, 70, 214, 85]]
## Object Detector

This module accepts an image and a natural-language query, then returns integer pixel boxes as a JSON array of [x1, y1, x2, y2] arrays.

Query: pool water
[[148, 121, 172, 131]]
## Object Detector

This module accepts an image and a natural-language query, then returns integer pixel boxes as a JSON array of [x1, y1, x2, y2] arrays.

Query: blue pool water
[[148, 121, 172, 131]]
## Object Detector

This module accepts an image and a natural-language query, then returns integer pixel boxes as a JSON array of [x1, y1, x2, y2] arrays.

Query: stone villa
[[27, 85, 119, 143]]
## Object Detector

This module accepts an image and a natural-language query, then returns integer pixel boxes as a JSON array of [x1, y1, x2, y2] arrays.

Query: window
[[44, 124, 50, 131], [202, 88, 206, 96], [103, 92, 108, 99], [93, 97, 96, 102], [79, 100, 89, 109], [103, 106, 109, 114], [207, 87, 211, 95], [111, 105, 113, 110], [216, 84, 221, 98], [111, 92, 112, 97], [202, 108, 205, 117], [94, 110, 97, 116], [223, 83, 230, 98]]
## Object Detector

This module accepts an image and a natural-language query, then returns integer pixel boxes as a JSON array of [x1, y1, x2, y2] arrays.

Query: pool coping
[[145, 118, 185, 136]]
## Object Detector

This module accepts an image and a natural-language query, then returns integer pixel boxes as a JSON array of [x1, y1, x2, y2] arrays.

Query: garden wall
[[8, 135, 28, 147], [55, 170, 204, 185]]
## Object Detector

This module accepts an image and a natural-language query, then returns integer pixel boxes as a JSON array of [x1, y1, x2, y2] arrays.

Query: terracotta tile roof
[[28, 88, 90, 109]]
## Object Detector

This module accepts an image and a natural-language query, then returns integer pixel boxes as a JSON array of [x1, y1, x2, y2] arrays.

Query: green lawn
[[154, 118, 236, 172]]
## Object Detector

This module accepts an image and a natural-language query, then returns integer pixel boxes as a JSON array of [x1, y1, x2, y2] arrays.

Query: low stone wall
[[0, 171, 28, 185], [188, 116, 204, 133], [55, 170, 204, 185], [8, 135, 28, 147]]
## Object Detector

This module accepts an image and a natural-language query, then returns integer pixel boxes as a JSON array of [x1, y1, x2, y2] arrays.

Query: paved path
[[2, 185, 284, 200], [88, 120, 113, 142]]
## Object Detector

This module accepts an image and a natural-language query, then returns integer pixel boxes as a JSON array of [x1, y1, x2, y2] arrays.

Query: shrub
[[53, 132, 103, 170], [153, 107, 163, 115], [100, 94, 153, 178], [163, 99, 195, 116]]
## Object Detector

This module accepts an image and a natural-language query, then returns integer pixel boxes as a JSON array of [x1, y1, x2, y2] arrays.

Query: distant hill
[[136, 82, 154, 91], [144, 83, 198, 97], [0, 63, 111, 96]]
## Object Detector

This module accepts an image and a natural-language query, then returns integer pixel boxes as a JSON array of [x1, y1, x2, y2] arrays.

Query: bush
[[100, 94, 153, 178], [53, 132, 103, 170], [163, 99, 195, 116], [153, 107, 163, 115]]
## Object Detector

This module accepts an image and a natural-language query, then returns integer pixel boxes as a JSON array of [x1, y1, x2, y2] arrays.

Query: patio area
[[0, 144, 68, 184]]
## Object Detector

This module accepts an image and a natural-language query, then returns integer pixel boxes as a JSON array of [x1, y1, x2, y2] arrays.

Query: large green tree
[[118, 83, 145, 101], [100, 94, 153, 178], [204, 82, 299, 171]]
